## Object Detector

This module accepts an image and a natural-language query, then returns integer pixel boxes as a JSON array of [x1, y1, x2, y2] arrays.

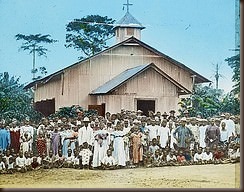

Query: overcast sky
[[0, 0, 237, 93]]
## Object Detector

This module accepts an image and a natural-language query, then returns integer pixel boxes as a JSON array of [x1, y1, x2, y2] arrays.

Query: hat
[[94, 118, 99, 123], [181, 117, 187, 122], [133, 119, 141, 124], [137, 110, 143, 113], [83, 117, 90, 122], [169, 110, 176, 114], [162, 112, 168, 116], [183, 110, 189, 114]]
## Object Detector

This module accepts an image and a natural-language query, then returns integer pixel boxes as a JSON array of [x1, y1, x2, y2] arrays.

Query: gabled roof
[[114, 12, 145, 29], [90, 63, 192, 95], [24, 36, 210, 89]]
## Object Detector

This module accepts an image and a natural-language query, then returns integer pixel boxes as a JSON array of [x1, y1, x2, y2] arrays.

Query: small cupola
[[114, 0, 145, 43]]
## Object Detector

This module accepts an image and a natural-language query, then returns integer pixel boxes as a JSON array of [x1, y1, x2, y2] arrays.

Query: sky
[[0, 0, 237, 93]]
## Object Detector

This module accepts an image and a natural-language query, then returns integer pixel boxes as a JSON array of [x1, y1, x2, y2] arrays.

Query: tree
[[225, 53, 240, 95], [15, 34, 57, 80], [65, 15, 115, 60], [178, 85, 223, 118], [178, 84, 240, 118], [0, 72, 42, 123]]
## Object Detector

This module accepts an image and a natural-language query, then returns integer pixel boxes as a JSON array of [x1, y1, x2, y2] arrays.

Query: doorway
[[137, 100, 155, 116]]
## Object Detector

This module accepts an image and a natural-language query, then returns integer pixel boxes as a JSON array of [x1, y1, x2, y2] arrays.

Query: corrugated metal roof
[[91, 64, 149, 94], [115, 12, 145, 29]]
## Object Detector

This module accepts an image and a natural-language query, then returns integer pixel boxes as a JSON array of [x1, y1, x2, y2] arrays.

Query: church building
[[25, 3, 210, 116]]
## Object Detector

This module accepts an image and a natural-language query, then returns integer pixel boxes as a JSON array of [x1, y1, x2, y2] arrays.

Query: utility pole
[[214, 63, 220, 89]]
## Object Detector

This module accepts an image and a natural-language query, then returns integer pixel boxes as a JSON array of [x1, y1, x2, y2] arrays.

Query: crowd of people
[[0, 109, 240, 174]]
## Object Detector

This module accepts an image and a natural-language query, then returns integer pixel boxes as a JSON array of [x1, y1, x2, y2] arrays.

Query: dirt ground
[[0, 163, 240, 189]]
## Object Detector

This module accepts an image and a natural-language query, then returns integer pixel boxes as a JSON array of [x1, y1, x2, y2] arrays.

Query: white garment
[[0, 161, 5, 170], [157, 126, 170, 148], [78, 125, 94, 146], [15, 157, 27, 167], [73, 157, 80, 165], [202, 152, 213, 161], [169, 128, 177, 149], [220, 129, 228, 142], [111, 130, 126, 166], [20, 125, 34, 140], [166, 154, 177, 162], [101, 155, 117, 165], [221, 119, 235, 139], [26, 157, 33, 166], [65, 155, 75, 163], [79, 149, 92, 165], [92, 129, 109, 167], [147, 125, 159, 141], [199, 125, 207, 148], [193, 153, 204, 162], [189, 124, 199, 143]]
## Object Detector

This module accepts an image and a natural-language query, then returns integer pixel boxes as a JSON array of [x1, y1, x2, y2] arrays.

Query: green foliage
[[65, 15, 115, 60], [15, 33, 57, 80], [219, 93, 240, 115], [49, 105, 98, 119], [178, 84, 239, 118], [0, 72, 43, 123], [225, 54, 240, 95]]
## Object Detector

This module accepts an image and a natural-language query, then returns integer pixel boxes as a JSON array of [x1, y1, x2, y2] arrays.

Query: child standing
[[130, 125, 143, 167], [36, 133, 46, 156], [52, 126, 60, 156], [20, 132, 31, 154], [79, 142, 92, 169]]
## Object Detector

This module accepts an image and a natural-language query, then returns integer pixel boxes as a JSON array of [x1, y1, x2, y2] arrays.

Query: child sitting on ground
[[177, 150, 187, 165], [213, 145, 225, 164], [166, 150, 177, 166], [15, 151, 27, 173], [193, 147, 204, 165], [63, 148, 74, 168], [0, 155, 6, 174], [152, 149, 163, 167], [202, 147, 213, 164], [73, 149, 80, 169], [101, 149, 117, 170], [228, 143, 240, 163], [42, 150, 58, 169], [56, 149, 65, 168], [7, 156, 15, 174], [31, 156, 41, 170]]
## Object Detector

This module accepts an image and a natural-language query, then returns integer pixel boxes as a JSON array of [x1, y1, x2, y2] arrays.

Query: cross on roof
[[123, 0, 133, 13]]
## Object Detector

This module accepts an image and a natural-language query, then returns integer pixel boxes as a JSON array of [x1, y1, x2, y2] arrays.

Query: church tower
[[114, 0, 145, 43]]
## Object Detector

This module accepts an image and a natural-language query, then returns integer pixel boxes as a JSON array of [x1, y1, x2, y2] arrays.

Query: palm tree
[[15, 34, 57, 80]]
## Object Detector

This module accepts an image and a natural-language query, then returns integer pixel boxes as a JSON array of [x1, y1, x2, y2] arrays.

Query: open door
[[137, 100, 155, 116]]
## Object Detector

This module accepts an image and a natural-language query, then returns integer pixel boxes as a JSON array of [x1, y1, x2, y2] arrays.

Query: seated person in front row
[[73, 149, 80, 169], [15, 151, 27, 173], [43, 150, 58, 169], [7, 156, 16, 174], [166, 150, 177, 166], [228, 143, 240, 163], [202, 147, 213, 164], [193, 147, 204, 165], [63, 149, 74, 168], [152, 149, 163, 167], [101, 149, 117, 170], [177, 150, 187, 165], [0, 155, 6, 174]]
